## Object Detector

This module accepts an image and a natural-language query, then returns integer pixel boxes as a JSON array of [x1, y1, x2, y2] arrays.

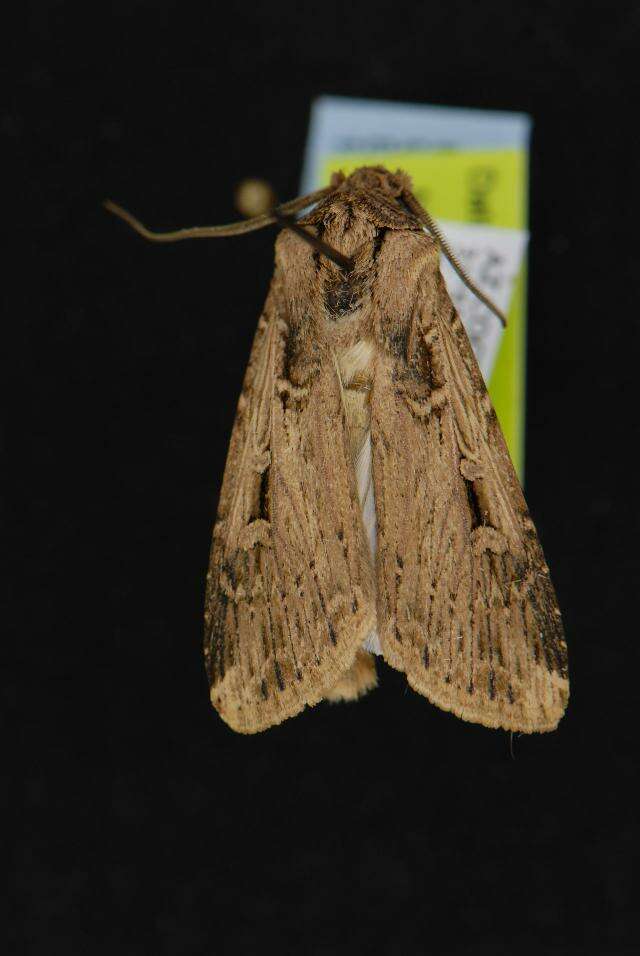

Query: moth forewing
[[369, 229, 568, 733], [204, 228, 377, 733]]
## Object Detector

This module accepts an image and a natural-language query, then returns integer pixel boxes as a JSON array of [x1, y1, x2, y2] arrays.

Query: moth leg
[[323, 650, 378, 703]]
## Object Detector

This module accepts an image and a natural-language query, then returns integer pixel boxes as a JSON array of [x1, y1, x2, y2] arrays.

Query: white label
[[438, 221, 529, 381]]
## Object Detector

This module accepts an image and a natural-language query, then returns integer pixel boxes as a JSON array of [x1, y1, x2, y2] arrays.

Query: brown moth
[[105, 166, 569, 735]]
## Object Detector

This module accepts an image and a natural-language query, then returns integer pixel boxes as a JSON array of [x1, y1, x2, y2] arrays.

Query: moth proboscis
[[106, 166, 569, 735]]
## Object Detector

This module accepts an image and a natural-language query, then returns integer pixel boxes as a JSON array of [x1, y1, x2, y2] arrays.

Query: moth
[[105, 166, 569, 735]]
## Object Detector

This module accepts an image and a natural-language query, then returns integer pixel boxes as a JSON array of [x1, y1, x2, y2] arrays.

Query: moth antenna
[[402, 190, 508, 328], [103, 184, 337, 242]]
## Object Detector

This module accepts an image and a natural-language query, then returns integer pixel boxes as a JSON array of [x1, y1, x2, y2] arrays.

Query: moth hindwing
[[203, 166, 568, 734]]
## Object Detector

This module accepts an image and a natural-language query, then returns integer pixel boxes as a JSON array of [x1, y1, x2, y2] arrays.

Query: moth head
[[299, 165, 422, 237], [342, 165, 413, 200]]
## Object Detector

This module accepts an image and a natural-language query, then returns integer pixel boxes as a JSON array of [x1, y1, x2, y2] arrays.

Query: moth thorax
[[320, 204, 379, 320], [321, 201, 378, 252]]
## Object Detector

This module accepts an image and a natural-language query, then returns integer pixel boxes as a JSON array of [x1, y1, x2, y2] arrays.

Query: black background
[[8, 3, 639, 954]]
